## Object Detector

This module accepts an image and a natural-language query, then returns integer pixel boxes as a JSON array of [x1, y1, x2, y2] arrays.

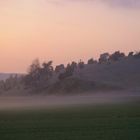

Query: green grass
[[0, 103, 140, 140]]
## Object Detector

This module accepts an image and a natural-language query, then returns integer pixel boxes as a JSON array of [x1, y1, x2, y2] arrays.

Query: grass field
[[0, 102, 140, 140]]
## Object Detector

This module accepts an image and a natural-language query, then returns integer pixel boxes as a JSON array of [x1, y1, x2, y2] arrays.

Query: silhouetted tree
[[24, 59, 54, 92], [88, 58, 95, 64], [109, 51, 125, 61], [78, 60, 84, 69], [42, 61, 53, 78], [58, 62, 77, 80], [55, 64, 65, 73], [99, 53, 110, 64], [128, 51, 134, 57], [134, 52, 140, 59], [24, 59, 41, 89], [71, 61, 77, 69], [0, 75, 22, 91], [28, 59, 41, 75]]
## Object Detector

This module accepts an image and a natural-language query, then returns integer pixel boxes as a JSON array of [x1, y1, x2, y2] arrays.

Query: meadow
[[0, 101, 140, 140]]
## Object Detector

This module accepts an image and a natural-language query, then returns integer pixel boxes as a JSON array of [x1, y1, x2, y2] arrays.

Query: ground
[[0, 99, 140, 140]]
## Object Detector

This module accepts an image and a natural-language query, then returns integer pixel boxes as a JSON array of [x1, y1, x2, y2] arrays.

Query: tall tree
[[24, 59, 54, 92]]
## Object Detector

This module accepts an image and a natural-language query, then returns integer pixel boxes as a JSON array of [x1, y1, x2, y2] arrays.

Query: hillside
[[47, 56, 140, 94], [73, 57, 140, 90]]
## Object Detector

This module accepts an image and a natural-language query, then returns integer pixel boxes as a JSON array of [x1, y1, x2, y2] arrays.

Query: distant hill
[[0, 73, 18, 81]]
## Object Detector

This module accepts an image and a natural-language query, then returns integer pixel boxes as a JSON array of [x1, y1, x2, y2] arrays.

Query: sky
[[0, 0, 140, 73]]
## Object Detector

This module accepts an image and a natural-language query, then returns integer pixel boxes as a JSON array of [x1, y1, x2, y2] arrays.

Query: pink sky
[[0, 0, 140, 73]]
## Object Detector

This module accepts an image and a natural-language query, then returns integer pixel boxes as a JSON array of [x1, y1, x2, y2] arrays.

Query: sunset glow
[[0, 0, 140, 73]]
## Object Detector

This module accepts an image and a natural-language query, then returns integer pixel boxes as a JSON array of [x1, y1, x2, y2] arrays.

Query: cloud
[[102, 0, 140, 8], [1, 0, 140, 9], [46, 0, 140, 9]]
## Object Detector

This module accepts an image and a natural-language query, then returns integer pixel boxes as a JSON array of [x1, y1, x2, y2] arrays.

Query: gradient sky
[[0, 0, 140, 73]]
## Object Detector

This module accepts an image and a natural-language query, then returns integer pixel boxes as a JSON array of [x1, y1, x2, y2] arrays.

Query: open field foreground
[[0, 94, 140, 140]]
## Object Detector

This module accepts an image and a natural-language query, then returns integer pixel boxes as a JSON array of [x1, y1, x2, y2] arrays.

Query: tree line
[[0, 51, 140, 94]]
